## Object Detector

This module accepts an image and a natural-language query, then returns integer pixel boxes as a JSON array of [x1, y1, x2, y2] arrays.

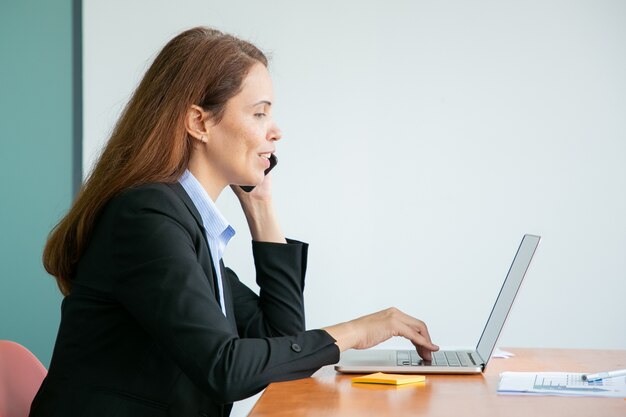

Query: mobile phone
[[240, 153, 278, 192]]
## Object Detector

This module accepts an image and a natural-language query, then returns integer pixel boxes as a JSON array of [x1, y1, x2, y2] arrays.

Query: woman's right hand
[[322, 307, 439, 361]]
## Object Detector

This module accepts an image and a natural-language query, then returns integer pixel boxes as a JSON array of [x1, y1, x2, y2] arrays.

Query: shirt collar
[[178, 170, 235, 257]]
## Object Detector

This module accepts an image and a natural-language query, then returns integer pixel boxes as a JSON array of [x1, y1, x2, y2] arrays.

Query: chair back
[[0, 341, 47, 417]]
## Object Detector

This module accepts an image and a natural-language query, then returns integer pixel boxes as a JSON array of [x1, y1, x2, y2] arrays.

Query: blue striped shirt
[[178, 170, 235, 316]]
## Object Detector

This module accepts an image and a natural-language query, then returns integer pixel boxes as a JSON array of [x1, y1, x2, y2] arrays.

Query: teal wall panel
[[0, 0, 75, 367]]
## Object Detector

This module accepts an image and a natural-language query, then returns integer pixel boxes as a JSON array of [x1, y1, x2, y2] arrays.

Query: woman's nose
[[269, 123, 282, 141]]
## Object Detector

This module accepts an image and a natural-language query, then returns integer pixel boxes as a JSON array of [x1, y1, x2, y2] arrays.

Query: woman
[[30, 27, 438, 417]]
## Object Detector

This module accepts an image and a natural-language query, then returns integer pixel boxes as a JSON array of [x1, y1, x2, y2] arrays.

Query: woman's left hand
[[230, 174, 286, 243]]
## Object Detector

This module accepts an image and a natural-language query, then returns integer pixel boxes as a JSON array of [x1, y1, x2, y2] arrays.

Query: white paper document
[[498, 372, 626, 398], [492, 348, 515, 358]]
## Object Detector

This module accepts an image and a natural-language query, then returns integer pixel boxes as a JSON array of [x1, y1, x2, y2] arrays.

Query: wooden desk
[[248, 348, 626, 417]]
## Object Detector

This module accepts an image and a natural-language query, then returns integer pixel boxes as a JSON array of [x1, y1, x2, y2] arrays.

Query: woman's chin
[[238, 175, 263, 188]]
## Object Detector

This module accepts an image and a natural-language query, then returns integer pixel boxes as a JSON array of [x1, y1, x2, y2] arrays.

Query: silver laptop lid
[[475, 234, 541, 366]]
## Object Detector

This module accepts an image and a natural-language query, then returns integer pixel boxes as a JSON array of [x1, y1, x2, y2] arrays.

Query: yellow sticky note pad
[[352, 372, 426, 385]]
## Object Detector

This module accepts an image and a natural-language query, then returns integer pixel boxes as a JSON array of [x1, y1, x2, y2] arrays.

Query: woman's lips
[[259, 152, 273, 169]]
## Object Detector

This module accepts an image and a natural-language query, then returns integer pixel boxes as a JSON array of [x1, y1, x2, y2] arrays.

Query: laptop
[[335, 234, 541, 374]]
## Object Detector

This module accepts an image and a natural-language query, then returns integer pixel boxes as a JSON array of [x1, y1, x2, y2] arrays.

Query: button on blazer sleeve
[[110, 186, 339, 404]]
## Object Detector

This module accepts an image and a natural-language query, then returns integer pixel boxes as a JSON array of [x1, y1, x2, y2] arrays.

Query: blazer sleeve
[[225, 239, 310, 338], [109, 187, 339, 404]]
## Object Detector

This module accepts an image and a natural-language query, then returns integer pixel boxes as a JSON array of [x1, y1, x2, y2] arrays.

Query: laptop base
[[335, 349, 484, 374]]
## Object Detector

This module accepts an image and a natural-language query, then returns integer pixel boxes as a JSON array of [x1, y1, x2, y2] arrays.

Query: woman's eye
[[254, 113, 267, 118]]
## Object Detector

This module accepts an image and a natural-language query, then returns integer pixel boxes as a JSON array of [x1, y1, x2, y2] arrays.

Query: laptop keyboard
[[396, 350, 475, 367]]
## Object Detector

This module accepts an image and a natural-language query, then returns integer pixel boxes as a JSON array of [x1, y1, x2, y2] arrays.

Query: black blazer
[[30, 183, 339, 417]]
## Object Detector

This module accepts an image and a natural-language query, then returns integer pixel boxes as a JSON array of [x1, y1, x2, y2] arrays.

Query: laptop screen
[[476, 235, 541, 363]]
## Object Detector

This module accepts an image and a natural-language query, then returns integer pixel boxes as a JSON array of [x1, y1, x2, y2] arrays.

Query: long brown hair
[[44, 27, 268, 295]]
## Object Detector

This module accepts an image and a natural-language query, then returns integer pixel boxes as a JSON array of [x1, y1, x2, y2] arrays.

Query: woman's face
[[202, 62, 282, 190]]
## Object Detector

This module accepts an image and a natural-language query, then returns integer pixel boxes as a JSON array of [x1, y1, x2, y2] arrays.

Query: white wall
[[84, 0, 626, 413]]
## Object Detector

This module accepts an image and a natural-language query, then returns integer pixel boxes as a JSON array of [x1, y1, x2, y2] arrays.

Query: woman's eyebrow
[[252, 100, 272, 107]]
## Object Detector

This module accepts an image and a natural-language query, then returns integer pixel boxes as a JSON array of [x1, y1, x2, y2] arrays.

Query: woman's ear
[[185, 105, 210, 143]]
